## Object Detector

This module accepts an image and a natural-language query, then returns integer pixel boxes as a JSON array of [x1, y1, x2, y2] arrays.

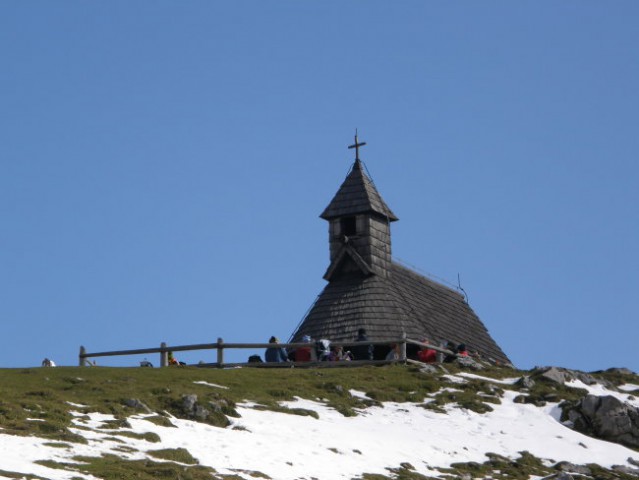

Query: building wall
[[328, 214, 392, 278]]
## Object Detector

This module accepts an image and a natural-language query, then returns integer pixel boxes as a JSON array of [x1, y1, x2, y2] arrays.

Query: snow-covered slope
[[1, 371, 638, 480]]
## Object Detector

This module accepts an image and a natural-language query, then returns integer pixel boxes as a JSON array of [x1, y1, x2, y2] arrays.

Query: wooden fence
[[78, 336, 457, 368]]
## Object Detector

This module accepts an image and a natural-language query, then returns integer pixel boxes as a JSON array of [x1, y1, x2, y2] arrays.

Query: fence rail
[[79, 336, 457, 368]]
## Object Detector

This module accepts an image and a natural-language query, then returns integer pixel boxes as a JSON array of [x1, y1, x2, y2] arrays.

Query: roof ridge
[[392, 258, 464, 298]]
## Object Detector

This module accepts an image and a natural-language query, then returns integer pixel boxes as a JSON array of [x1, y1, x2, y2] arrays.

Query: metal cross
[[348, 130, 366, 161]]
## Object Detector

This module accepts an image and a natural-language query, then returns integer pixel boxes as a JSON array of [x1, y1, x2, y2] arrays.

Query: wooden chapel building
[[289, 137, 511, 365]]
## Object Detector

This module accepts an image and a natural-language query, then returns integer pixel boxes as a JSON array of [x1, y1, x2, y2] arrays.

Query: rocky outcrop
[[534, 366, 610, 388], [123, 398, 152, 413], [182, 394, 211, 422], [174, 393, 239, 428], [565, 394, 639, 449], [456, 356, 484, 370], [542, 473, 576, 480], [554, 462, 591, 476]]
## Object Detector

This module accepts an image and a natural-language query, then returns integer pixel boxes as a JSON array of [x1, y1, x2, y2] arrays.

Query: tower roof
[[320, 159, 398, 221]]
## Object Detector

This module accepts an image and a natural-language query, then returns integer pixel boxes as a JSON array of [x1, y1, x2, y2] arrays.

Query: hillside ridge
[[0, 363, 637, 480]]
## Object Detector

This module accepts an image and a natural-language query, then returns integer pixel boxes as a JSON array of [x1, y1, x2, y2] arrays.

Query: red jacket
[[417, 349, 437, 363], [294, 347, 312, 362]]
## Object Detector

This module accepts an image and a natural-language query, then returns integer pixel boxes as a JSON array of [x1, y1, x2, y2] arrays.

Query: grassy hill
[[0, 364, 637, 480]]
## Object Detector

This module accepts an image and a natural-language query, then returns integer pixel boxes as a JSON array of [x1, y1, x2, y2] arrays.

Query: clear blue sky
[[1, 2, 637, 372]]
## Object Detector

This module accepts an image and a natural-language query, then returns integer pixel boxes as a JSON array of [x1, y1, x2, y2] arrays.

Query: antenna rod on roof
[[457, 273, 469, 304]]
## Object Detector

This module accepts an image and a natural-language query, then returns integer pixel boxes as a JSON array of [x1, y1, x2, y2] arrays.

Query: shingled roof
[[320, 159, 398, 221], [291, 151, 510, 365], [292, 262, 510, 364]]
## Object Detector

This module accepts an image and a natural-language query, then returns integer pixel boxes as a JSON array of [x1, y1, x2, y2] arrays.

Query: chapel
[[289, 136, 511, 364]]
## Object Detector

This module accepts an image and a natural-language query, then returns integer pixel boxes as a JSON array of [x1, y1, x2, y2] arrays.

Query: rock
[[536, 367, 612, 389], [517, 376, 536, 389], [540, 367, 568, 384], [606, 367, 635, 376], [513, 395, 545, 406], [486, 453, 510, 464], [193, 405, 210, 421], [124, 398, 152, 413], [208, 399, 229, 413], [182, 394, 198, 413], [567, 394, 639, 448], [574, 372, 602, 387], [553, 473, 575, 480], [554, 461, 592, 475], [418, 364, 439, 374], [629, 457, 639, 468], [179, 394, 232, 426], [456, 356, 483, 370], [566, 409, 582, 424], [612, 464, 639, 475], [581, 372, 616, 389]]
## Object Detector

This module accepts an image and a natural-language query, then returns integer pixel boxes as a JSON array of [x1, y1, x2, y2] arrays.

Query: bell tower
[[319, 134, 398, 280]]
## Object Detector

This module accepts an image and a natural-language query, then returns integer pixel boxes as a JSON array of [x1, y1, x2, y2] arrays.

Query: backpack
[[248, 354, 263, 363]]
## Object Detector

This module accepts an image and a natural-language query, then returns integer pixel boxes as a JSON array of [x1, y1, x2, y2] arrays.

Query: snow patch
[[349, 389, 370, 399], [193, 380, 229, 389], [457, 372, 520, 385], [442, 374, 467, 384]]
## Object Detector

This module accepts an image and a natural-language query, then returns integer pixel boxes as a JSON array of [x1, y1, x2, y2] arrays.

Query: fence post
[[400, 333, 407, 362], [160, 342, 168, 367], [216, 337, 224, 368], [436, 341, 445, 363], [79, 346, 86, 367]]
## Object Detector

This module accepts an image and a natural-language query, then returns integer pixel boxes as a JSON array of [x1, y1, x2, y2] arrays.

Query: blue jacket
[[265, 346, 288, 363], [352, 334, 374, 360]]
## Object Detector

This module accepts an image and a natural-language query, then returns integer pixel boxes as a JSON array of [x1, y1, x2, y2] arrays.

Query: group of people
[[263, 328, 375, 364], [41, 358, 56, 367], [414, 339, 469, 364], [263, 331, 472, 365]]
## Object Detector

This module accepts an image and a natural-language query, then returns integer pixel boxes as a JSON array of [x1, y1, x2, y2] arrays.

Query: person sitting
[[443, 341, 458, 363], [456, 343, 469, 357], [293, 335, 313, 362], [168, 351, 182, 366], [265, 336, 289, 363], [328, 345, 352, 361], [352, 328, 374, 360], [417, 338, 437, 364], [385, 343, 401, 361]]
